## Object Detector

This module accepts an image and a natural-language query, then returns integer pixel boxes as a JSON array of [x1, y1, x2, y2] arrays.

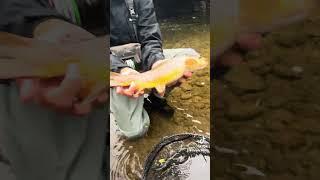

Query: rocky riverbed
[[213, 14, 320, 180]]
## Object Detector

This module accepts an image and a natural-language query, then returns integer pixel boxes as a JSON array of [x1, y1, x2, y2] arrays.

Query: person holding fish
[[109, 0, 199, 139], [109, 0, 262, 140]]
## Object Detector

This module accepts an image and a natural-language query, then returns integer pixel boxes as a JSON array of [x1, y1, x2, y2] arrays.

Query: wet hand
[[116, 67, 144, 98], [216, 33, 263, 67], [15, 19, 108, 115], [16, 64, 101, 116]]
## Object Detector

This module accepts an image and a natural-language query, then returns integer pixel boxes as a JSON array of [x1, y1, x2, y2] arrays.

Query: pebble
[[224, 64, 266, 94], [180, 83, 192, 91], [226, 102, 264, 121], [273, 64, 303, 79], [181, 93, 192, 100], [291, 66, 304, 74], [195, 81, 206, 87], [195, 70, 208, 77]]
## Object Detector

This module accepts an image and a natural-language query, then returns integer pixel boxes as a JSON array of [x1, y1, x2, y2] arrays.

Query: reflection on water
[[110, 114, 144, 179], [110, 17, 210, 180]]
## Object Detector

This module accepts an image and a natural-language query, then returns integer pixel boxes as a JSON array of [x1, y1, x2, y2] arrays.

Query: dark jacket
[[0, 0, 64, 36], [110, 0, 165, 72], [0, 0, 106, 36]]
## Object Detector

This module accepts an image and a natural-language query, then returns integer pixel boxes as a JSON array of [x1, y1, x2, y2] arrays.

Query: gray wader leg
[[110, 88, 150, 139], [0, 83, 107, 180]]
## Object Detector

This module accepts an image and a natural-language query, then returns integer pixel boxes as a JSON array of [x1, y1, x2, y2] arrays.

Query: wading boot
[[144, 92, 174, 117]]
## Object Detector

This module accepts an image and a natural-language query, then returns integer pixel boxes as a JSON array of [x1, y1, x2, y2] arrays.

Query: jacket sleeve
[[0, 0, 67, 36], [136, 0, 165, 71], [110, 54, 130, 73]]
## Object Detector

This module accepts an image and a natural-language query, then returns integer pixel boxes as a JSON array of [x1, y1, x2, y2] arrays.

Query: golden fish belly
[[136, 66, 185, 90]]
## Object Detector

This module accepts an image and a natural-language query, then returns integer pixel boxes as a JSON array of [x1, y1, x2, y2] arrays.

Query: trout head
[[184, 56, 208, 72]]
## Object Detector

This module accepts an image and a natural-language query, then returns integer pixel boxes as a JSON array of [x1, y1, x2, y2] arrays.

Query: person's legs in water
[[110, 88, 150, 139]]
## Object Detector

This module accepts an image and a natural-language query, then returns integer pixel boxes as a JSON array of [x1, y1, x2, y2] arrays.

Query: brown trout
[[110, 56, 208, 93], [0, 32, 108, 103]]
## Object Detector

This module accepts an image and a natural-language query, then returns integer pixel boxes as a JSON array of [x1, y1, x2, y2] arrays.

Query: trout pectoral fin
[[155, 85, 166, 94]]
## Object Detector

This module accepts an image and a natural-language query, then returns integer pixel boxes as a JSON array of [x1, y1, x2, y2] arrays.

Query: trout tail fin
[[110, 72, 124, 87], [110, 72, 136, 87]]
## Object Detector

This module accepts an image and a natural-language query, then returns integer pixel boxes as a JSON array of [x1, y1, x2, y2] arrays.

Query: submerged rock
[[272, 64, 304, 79], [224, 64, 266, 95], [180, 93, 192, 100], [180, 83, 192, 91], [248, 60, 272, 75], [226, 102, 264, 121]]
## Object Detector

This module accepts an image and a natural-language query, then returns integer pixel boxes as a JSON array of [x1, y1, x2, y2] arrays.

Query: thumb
[[183, 71, 193, 78], [44, 64, 82, 108], [17, 78, 39, 102]]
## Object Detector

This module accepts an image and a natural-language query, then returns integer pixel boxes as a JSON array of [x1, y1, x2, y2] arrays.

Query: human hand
[[151, 60, 193, 97], [16, 19, 107, 115], [115, 67, 145, 98], [17, 64, 89, 115], [216, 33, 263, 67]]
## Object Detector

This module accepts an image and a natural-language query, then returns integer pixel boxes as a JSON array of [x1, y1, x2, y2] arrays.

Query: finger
[[123, 82, 137, 96], [116, 86, 125, 94], [183, 71, 193, 78], [44, 64, 82, 108], [128, 82, 137, 92], [17, 78, 39, 102], [97, 92, 108, 104], [73, 102, 92, 116], [236, 33, 263, 51], [139, 90, 144, 95], [133, 93, 140, 98], [133, 90, 144, 98], [116, 86, 134, 97]]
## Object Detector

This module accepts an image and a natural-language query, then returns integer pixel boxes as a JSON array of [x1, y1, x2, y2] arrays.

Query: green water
[[110, 18, 210, 180]]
